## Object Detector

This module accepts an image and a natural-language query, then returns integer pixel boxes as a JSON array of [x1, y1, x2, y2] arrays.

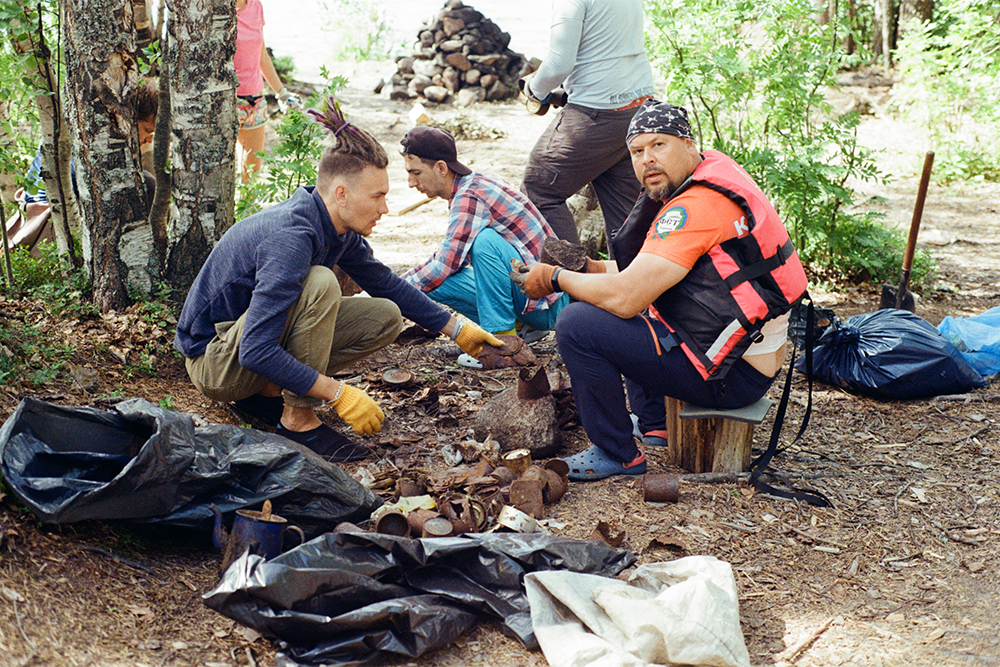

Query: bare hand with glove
[[331, 384, 384, 435], [451, 319, 503, 357], [277, 88, 302, 113], [510, 259, 563, 299]]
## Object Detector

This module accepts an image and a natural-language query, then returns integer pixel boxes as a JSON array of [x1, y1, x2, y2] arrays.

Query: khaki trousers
[[186, 266, 402, 408]]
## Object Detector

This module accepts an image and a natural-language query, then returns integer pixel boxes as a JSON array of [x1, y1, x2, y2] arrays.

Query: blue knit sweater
[[174, 186, 450, 396]]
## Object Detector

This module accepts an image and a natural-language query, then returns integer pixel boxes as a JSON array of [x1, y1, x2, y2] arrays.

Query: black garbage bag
[[203, 527, 637, 666], [795, 308, 987, 400], [0, 397, 380, 536]]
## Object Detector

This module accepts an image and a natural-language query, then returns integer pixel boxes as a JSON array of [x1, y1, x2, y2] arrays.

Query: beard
[[648, 185, 674, 202], [643, 167, 674, 202]]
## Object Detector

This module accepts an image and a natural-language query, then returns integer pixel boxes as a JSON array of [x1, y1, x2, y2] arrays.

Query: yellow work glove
[[332, 384, 384, 435], [454, 321, 504, 357]]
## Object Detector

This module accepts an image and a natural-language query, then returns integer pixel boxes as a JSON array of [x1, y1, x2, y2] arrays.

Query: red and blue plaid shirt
[[402, 172, 561, 313]]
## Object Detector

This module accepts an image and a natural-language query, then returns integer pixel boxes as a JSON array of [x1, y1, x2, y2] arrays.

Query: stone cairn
[[387, 0, 529, 107]]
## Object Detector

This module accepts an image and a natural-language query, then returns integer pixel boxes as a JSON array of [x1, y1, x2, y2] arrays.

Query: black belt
[[237, 94, 262, 105]]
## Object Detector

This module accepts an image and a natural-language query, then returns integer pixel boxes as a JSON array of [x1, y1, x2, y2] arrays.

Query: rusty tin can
[[642, 474, 680, 503], [374, 507, 410, 536], [406, 508, 441, 537], [421, 516, 454, 538]]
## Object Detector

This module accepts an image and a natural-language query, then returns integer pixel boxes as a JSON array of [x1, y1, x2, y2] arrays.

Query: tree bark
[[898, 0, 933, 37], [62, 0, 153, 312], [9, 5, 80, 268], [873, 0, 897, 68], [845, 0, 856, 55], [146, 32, 172, 271], [0, 100, 18, 285], [163, 0, 238, 295]]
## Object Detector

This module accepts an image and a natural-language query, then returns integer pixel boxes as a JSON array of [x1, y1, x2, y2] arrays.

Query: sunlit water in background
[[263, 0, 551, 83]]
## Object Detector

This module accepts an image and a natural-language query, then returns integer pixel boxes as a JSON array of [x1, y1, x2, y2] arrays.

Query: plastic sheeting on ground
[[203, 526, 637, 666], [937, 305, 1000, 378], [525, 555, 751, 667], [795, 308, 986, 400], [0, 397, 380, 537]]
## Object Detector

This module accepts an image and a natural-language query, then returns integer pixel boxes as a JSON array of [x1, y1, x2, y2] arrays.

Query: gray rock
[[408, 74, 433, 95], [423, 85, 450, 103], [412, 59, 440, 79], [442, 66, 462, 93], [445, 52, 472, 71], [390, 86, 414, 101], [568, 185, 607, 257], [473, 387, 562, 458], [469, 53, 501, 67], [485, 80, 509, 102], [457, 86, 486, 107], [442, 16, 465, 37], [396, 56, 415, 74]]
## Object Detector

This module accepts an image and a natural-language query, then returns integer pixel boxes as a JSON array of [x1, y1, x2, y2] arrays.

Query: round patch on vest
[[651, 206, 687, 239]]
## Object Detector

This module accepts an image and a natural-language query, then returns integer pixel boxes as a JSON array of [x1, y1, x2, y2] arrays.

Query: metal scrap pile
[[363, 447, 570, 538]]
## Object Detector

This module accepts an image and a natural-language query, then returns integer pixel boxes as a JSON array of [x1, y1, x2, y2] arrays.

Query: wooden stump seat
[[663, 397, 775, 473]]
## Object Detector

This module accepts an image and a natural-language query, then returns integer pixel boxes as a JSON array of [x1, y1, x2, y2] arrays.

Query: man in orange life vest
[[512, 100, 808, 482]]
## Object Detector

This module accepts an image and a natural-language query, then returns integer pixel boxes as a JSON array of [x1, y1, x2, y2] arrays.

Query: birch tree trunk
[[873, 0, 896, 68], [0, 100, 18, 285], [62, 0, 155, 312], [164, 0, 237, 294], [9, 6, 80, 267]]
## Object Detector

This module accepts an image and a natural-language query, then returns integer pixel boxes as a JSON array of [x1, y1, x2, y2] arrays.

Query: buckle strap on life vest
[[723, 238, 796, 290], [667, 319, 721, 377]]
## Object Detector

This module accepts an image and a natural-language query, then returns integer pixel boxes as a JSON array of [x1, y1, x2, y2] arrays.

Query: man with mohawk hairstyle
[[175, 97, 502, 462]]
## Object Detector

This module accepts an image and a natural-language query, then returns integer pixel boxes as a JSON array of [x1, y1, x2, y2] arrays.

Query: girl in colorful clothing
[[235, 0, 299, 182]]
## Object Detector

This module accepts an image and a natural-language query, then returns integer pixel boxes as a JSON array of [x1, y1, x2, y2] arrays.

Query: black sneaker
[[232, 394, 284, 428], [275, 423, 370, 462]]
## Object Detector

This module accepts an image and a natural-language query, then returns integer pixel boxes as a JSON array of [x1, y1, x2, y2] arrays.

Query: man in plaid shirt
[[400, 126, 568, 336]]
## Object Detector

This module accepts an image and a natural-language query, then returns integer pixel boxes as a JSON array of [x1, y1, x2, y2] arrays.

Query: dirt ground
[[1, 63, 998, 667]]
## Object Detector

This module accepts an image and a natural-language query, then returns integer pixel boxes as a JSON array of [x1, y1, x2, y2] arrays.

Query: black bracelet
[[551, 267, 564, 292]]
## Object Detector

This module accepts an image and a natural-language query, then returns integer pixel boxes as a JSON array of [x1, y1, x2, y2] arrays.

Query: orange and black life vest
[[611, 150, 808, 381]]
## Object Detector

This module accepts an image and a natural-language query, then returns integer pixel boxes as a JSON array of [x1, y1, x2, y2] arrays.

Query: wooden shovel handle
[[902, 151, 935, 272]]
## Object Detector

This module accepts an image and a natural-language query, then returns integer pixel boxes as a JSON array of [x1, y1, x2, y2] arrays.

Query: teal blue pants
[[427, 228, 568, 333]]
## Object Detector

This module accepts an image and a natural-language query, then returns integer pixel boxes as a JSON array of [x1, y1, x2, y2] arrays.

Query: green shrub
[[323, 0, 392, 61], [0, 321, 74, 387], [7, 243, 62, 290], [236, 70, 347, 219], [645, 0, 934, 287], [891, 0, 1000, 184], [271, 54, 294, 80]]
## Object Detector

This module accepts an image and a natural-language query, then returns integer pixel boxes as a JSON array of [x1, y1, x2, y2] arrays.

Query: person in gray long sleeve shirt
[[174, 98, 501, 461], [521, 0, 655, 253]]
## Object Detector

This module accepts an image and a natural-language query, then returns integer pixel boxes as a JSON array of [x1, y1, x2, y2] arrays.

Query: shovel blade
[[880, 283, 916, 312]]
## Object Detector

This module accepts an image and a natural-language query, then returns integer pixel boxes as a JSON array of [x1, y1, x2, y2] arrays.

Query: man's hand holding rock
[[510, 259, 562, 299]]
